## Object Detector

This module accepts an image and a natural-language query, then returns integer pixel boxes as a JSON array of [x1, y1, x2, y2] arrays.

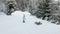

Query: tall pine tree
[[35, 0, 52, 20]]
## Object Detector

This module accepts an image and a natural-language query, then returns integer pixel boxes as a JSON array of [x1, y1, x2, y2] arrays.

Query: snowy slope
[[0, 11, 60, 34]]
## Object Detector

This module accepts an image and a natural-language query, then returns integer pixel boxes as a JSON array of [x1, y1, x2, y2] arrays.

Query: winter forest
[[0, 0, 60, 34], [0, 0, 60, 25]]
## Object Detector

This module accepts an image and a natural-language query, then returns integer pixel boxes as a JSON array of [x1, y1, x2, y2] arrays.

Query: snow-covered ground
[[0, 11, 60, 34]]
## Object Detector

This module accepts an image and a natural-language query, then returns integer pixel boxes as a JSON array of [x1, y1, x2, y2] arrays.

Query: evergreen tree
[[42, 0, 51, 20], [35, 0, 52, 19], [6, 1, 17, 15], [35, 0, 45, 18]]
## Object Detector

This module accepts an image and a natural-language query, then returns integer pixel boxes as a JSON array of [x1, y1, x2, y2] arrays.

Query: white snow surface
[[0, 11, 60, 34]]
